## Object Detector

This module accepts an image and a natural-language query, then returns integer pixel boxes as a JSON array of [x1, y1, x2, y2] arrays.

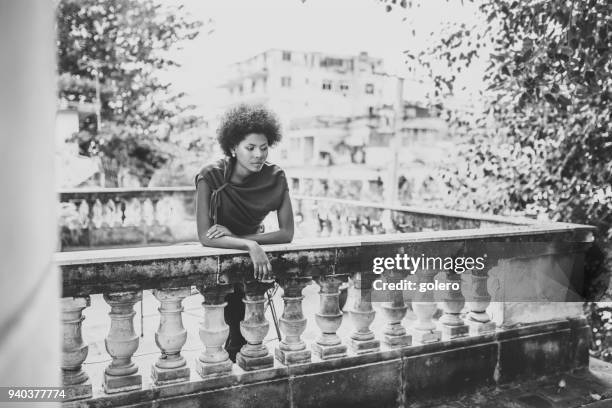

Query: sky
[[159, 0, 486, 112]]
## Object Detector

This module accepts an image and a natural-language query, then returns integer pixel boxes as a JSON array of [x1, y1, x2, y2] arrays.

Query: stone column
[[439, 271, 469, 339], [0, 0, 60, 389], [312, 274, 348, 360], [348, 272, 380, 354], [380, 270, 412, 348], [466, 268, 496, 334], [275, 276, 312, 365], [409, 269, 441, 343], [103, 291, 142, 393], [62, 297, 92, 401], [236, 281, 275, 371], [196, 284, 234, 378], [151, 287, 191, 385]]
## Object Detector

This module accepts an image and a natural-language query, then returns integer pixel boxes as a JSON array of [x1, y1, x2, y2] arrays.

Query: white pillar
[[0, 0, 60, 395]]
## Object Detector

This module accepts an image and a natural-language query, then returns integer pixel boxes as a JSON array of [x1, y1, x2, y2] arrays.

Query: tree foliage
[[383, 0, 611, 238], [56, 0, 203, 185]]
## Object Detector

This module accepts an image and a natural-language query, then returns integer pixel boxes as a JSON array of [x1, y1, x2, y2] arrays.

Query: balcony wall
[[58, 188, 535, 251], [55, 222, 593, 407]]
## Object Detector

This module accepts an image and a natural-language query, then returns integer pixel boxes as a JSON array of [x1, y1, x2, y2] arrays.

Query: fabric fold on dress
[[195, 157, 288, 236]]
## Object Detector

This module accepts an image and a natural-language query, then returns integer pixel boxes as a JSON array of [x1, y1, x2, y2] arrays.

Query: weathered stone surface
[[149, 379, 291, 408], [103, 372, 142, 394], [63, 382, 92, 402], [196, 359, 233, 378], [468, 319, 497, 335], [311, 342, 348, 360], [440, 323, 469, 339], [404, 343, 498, 401], [497, 327, 572, 383], [236, 352, 274, 371], [151, 364, 190, 385], [568, 317, 590, 369], [291, 359, 402, 408]]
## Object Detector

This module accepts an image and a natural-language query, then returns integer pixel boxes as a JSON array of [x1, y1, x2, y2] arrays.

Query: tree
[[56, 0, 203, 186], [382, 0, 611, 240]]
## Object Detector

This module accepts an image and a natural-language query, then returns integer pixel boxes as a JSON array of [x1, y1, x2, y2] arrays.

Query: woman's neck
[[229, 158, 252, 183]]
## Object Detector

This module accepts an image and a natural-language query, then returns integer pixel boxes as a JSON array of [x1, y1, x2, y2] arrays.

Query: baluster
[[151, 288, 191, 385], [123, 198, 142, 226], [91, 199, 103, 228], [77, 199, 90, 229], [103, 291, 142, 393], [380, 269, 412, 347], [466, 268, 497, 334], [61, 297, 92, 401], [196, 284, 234, 378], [439, 271, 469, 339], [275, 276, 312, 365], [236, 281, 275, 371], [142, 198, 155, 226], [313, 273, 348, 360], [348, 272, 380, 354], [103, 199, 122, 227], [409, 269, 441, 344], [155, 197, 170, 226], [343, 276, 355, 313]]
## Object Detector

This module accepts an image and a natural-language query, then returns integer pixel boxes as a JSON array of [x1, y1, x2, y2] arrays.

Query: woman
[[195, 104, 294, 361]]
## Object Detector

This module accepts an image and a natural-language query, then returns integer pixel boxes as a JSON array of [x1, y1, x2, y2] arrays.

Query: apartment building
[[217, 49, 449, 203], [219, 49, 395, 120]]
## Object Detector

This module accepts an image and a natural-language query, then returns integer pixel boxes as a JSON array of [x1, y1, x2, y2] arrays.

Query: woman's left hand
[[206, 224, 235, 239]]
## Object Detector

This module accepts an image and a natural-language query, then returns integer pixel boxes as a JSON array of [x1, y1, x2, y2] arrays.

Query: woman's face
[[233, 133, 269, 173]]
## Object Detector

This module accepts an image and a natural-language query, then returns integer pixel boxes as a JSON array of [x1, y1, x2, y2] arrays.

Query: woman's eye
[[246, 147, 254, 151]]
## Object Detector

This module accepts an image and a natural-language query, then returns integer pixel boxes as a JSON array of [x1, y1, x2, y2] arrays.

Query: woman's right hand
[[247, 241, 272, 280]]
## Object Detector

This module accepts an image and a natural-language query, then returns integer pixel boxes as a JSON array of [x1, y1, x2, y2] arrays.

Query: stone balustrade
[[55, 222, 594, 407], [58, 187, 534, 250]]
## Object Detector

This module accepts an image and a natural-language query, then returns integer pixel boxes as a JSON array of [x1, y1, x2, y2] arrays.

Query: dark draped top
[[195, 157, 289, 236]]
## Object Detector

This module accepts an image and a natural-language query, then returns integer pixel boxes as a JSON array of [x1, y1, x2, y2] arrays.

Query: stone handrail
[[55, 222, 594, 405], [57, 187, 535, 251]]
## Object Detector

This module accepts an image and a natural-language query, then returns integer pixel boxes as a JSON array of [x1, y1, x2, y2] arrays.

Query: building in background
[[215, 49, 450, 204], [55, 99, 102, 188]]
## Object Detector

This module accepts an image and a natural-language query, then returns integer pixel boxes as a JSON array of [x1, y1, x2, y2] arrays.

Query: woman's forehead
[[240, 133, 268, 145]]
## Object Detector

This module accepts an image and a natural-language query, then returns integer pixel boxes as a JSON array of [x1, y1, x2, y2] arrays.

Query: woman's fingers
[[207, 225, 229, 239], [262, 262, 272, 279], [252, 261, 272, 280], [252, 262, 271, 280]]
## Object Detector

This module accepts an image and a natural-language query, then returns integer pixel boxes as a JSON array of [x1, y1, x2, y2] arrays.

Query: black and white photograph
[[1, 0, 611, 406]]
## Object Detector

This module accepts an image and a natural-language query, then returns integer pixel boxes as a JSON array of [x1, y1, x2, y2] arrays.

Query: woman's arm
[[238, 190, 294, 244], [196, 181, 271, 278]]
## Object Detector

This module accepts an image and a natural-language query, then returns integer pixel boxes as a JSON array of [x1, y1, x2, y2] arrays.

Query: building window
[[320, 58, 343, 67], [365, 83, 374, 94], [282, 51, 291, 61], [238, 85, 243, 95], [251, 79, 257, 93], [339, 83, 349, 92], [281, 76, 292, 88], [322, 80, 332, 91]]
